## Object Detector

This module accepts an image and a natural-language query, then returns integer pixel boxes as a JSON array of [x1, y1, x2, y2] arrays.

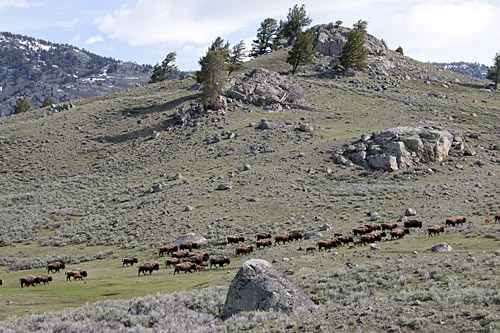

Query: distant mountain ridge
[[0, 32, 153, 116], [430, 61, 489, 80]]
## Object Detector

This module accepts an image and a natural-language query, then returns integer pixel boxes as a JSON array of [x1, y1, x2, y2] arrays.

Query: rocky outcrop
[[333, 126, 464, 172], [171, 233, 207, 247], [427, 243, 453, 253], [226, 68, 304, 107], [220, 259, 315, 319]]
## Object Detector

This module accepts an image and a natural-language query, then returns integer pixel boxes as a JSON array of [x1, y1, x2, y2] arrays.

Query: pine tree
[[335, 20, 343, 28], [149, 52, 178, 83], [396, 46, 404, 55], [198, 50, 227, 110], [281, 4, 312, 44], [208, 37, 230, 62], [486, 52, 500, 90], [339, 20, 369, 73], [42, 96, 53, 107], [13, 97, 30, 114], [228, 41, 246, 76], [250, 18, 278, 57], [286, 29, 314, 75]]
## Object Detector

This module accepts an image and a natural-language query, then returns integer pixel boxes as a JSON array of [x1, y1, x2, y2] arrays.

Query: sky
[[0, 0, 499, 71]]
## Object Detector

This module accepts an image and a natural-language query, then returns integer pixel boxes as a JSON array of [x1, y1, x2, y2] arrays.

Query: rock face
[[220, 259, 315, 319], [226, 68, 305, 107], [172, 233, 207, 247], [427, 243, 453, 253], [333, 126, 464, 172]]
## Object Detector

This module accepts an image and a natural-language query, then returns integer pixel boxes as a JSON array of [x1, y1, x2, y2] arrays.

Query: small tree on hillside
[[228, 41, 246, 76], [339, 20, 369, 73], [335, 20, 343, 28], [396, 46, 404, 55], [209, 37, 231, 62], [281, 4, 312, 44], [198, 50, 227, 110], [286, 29, 314, 75], [486, 52, 500, 90], [13, 97, 30, 114], [42, 96, 54, 107], [149, 52, 178, 83], [250, 18, 278, 57]]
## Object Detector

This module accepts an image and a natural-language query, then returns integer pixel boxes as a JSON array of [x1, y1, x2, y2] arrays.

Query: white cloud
[[0, 0, 39, 8], [383, 0, 500, 62], [60, 18, 79, 31], [69, 34, 81, 45], [85, 34, 104, 45]]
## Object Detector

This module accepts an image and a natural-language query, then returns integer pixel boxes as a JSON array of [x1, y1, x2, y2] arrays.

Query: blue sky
[[1, 0, 499, 70]]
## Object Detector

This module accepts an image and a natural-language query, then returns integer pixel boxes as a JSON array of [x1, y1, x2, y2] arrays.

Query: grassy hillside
[[0, 49, 499, 331]]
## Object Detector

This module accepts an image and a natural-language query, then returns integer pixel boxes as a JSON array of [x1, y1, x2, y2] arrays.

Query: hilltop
[[0, 32, 152, 116], [0, 25, 499, 331]]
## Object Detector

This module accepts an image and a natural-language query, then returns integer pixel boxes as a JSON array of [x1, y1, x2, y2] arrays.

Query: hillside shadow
[[121, 93, 200, 118], [457, 82, 489, 90]]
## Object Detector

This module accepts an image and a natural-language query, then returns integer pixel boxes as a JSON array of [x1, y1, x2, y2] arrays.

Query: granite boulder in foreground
[[220, 259, 315, 319]]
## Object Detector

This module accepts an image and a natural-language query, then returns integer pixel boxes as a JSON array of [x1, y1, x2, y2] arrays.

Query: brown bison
[[179, 241, 199, 252], [196, 262, 208, 271], [256, 233, 272, 240], [353, 226, 370, 236], [370, 230, 386, 241], [122, 257, 139, 267], [20, 275, 40, 288], [227, 235, 246, 244], [274, 233, 291, 245], [256, 239, 272, 249], [47, 261, 65, 274], [0, 279, 2, 286], [138, 262, 159, 276], [428, 225, 445, 236], [405, 220, 423, 228], [37, 275, 53, 285], [171, 250, 188, 259], [364, 223, 381, 231], [391, 227, 410, 240], [73, 273, 85, 281], [165, 257, 180, 268], [66, 269, 88, 281], [446, 216, 466, 227], [159, 244, 178, 256], [353, 240, 361, 246], [333, 233, 343, 237], [209, 256, 230, 268], [317, 239, 339, 251], [338, 235, 354, 245], [174, 262, 196, 275], [290, 232, 303, 241], [360, 234, 377, 245], [236, 245, 254, 255], [381, 222, 398, 231], [495, 214, 500, 223], [188, 251, 210, 261], [306, 246, 315, 253], [181, 256, 205, 265]]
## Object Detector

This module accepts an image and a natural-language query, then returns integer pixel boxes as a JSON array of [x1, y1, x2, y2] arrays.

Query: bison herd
[[3, 214, 498, 288]]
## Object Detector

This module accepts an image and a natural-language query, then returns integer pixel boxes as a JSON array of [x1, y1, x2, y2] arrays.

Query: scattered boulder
[[220, 259, 315, 319], [370, 243, 381, 251], [173, 173, 183, 180], [427, 243, 453, 253], [151, 130, 159, 140], [333, 126, 464, 172], [369, 212, 381, 221], [172, 233, 207, 247], [303, 231, 323, 240], [150, 182, 165, 193], [405, 208, 417, 216], [256, 119, 283, 130], [319, 223, 331, 231], [217, 183, 232, 191], [298, 124, 314, 132], [243, 164, 251, 171]]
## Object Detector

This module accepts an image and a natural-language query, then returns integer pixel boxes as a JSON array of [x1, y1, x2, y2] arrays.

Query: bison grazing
[[227, 235, 245, 245], [236, 245, 254, 255], [256, 239, 272, 249], [274, 233, 291, 245], [446, 216, 466, 227], [174, 262, 196, 275], [159, 244, 178, 256], [428, 225, 445, 236], [38, 275, 53, 285], [381, 222, 398, 231], [404, 220, 422, 228], [353, 226, 370, 236], [66, 269, 88, 281], [171, 250, 188, 259], [364, 223, 380, 231], [495, 214, 500, 223], [165, 257, 180, 268], [138, 262, 160, 276], [255, 233, 271, 240], [20, 275, 40, 288], [209, 256, 230, 268], [122, 257, 138, 267], [179, 241, 199, 252], [290, 232, 303, 241], [47, 261, 65, 274]]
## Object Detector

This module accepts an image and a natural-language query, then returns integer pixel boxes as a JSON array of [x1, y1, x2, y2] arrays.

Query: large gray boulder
[[427, 243, 453, 253], [334, 126, 464, 172], [220, 259, 315, 319], [172, 233, 207, 247]]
